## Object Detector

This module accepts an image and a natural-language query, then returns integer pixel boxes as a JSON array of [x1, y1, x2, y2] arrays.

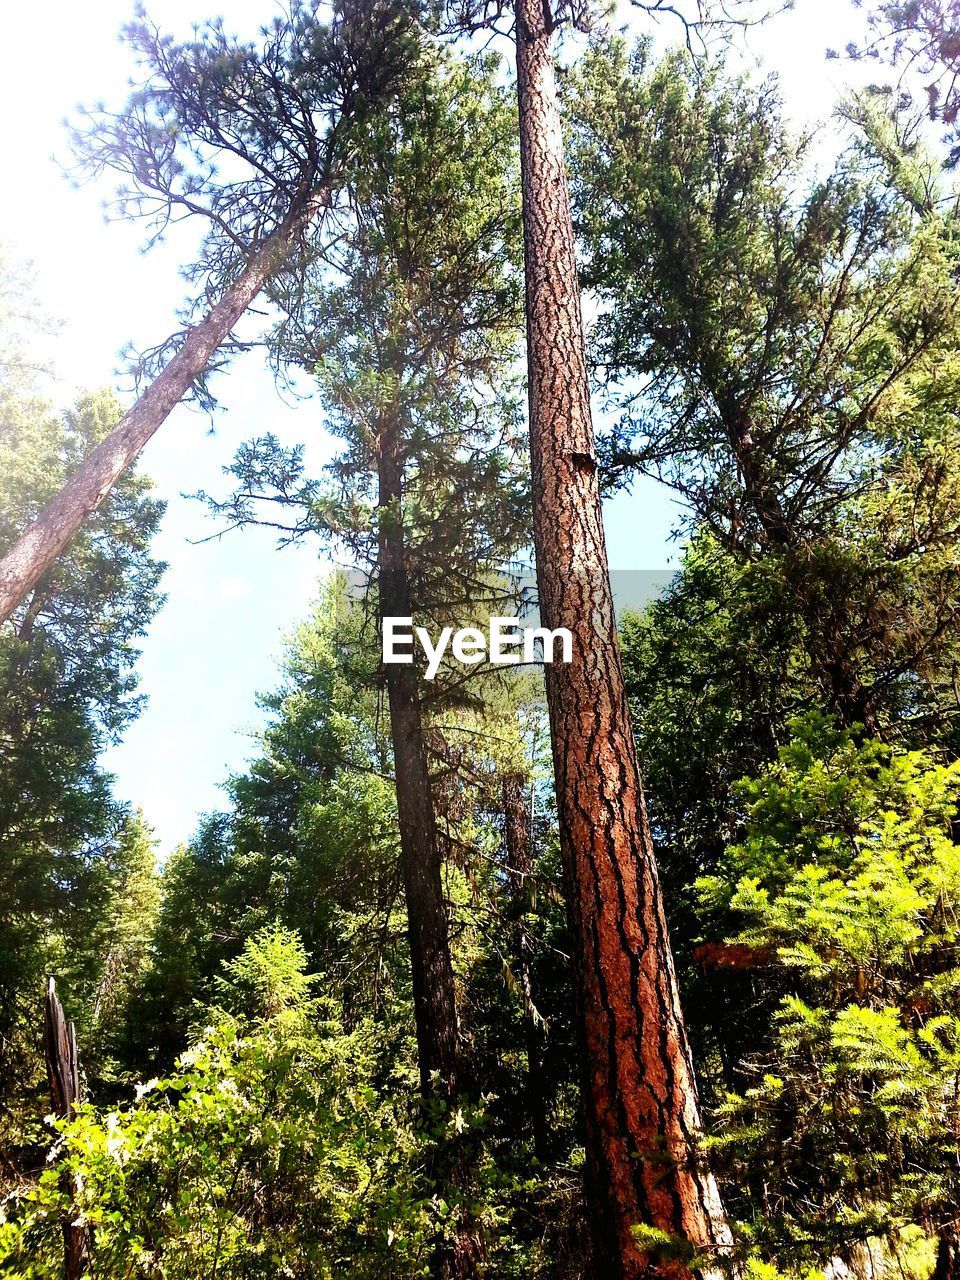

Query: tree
[[700, 718, 960, 1280], [0, 197, 325, 628], [422, 661, 562, 1169], [197, 46, 526, 1276], [1, 927, 436, 1279], [0, 0, 420, 626], [0, 256, 164, 1148], [844, 1, 960, 168], [500, 768, 550, 1161], [89, 813, 161, 1042], [568, 41, 960, 733], [124, 579, 405, 1066], [123, 579, 586, 1276], [616, 537, 810, 1100], [497, 4, 737, 1274], [568, 44, 960, 1274], [0, 244, 56, 388]]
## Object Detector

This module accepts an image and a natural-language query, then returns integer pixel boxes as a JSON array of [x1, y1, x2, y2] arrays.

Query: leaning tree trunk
[[0, 187, 328, 628], [44, 978, 92, 1280], [376, 414, 483, 1279], [513, 2, 734, 1276]]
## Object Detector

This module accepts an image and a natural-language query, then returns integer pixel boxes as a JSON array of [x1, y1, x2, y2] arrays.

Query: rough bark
[[376, 414, 483, 1278], [934, 1225, 960, 1280], [44, 977, 92, 1280], [502, 771, 549, 1161], [377, 416, 461, 1103], [0, 187, 328, 628], [513, 2, 734, 1275]]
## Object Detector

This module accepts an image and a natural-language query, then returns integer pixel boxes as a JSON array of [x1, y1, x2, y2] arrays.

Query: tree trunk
[[44, 977, 92, 1280], [0, 187, 328, 628], [512, 3, 734, 1276], [934, 1224, 960, 1280], [377, 419, 461, 1103], [502, 771, 549, 1161], [376, 415, 482, 1278]]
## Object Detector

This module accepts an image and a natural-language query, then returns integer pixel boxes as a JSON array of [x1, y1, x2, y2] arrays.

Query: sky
[[0, 0, 871, 854]]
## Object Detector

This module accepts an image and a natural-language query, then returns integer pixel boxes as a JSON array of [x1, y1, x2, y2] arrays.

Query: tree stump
[[44, 977, 92, 1279]]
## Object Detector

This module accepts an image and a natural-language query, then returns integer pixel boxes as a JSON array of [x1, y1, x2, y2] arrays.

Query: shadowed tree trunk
[[377, 411, 461, 1103], [44, 978, 92, 1280], [0, 187, 327, 628], [502, 771, 549, 1161], [934, 1224, 960, 1280], [376, 412, 483, 1278], [512, 1, 734, 1275]]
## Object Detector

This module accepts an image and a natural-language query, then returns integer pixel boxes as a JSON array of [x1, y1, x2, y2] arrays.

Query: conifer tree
[[501, 3, 737, 1273], [0, 0, 419, 626], [700, 719, 960, 1280], [568, 42, 960, 734], [90, 812, 161, 1035], [572, 44, 960, 1276], [199, 48, 524, 1277], [0, 256, 164, 1139], [848, 0, 960, 168]]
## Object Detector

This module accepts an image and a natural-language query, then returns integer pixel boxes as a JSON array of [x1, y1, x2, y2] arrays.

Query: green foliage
[[1, 924, 578, 1278], [617, 536, 812, 1099], [119, 584, 580, 1273], [0, 254, 164, 1143], [569, 40, 960, 733], [703, 719, 960, 1264], [13, 16, 960, 1280], [567, 40, 958, 534], [1, 929, 433, 1279], [588, 37, 960, 1272], [621, 537, 808, 892], [126, 579, 407, 1065], [205, 43, 527, 618], [85, 812, 162, 1076], [68, 0, 422, 406]]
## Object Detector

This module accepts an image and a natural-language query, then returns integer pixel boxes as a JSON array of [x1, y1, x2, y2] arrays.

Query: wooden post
[[44, 977, 92, 1280]]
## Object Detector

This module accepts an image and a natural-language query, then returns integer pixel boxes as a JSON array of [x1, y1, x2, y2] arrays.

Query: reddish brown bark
[[693, 943, 774, 972], [44, 978, 92, 1280], [0, 188, 327, 628], [513, 2, 734, 1275]]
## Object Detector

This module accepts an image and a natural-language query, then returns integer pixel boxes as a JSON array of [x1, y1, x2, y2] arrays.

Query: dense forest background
[[3, 0, 960, 1277]]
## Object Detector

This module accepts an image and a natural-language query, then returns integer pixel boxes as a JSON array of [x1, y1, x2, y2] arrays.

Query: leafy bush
[[0, 928, 434, 1279], [700, 717, 960, 1267]]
